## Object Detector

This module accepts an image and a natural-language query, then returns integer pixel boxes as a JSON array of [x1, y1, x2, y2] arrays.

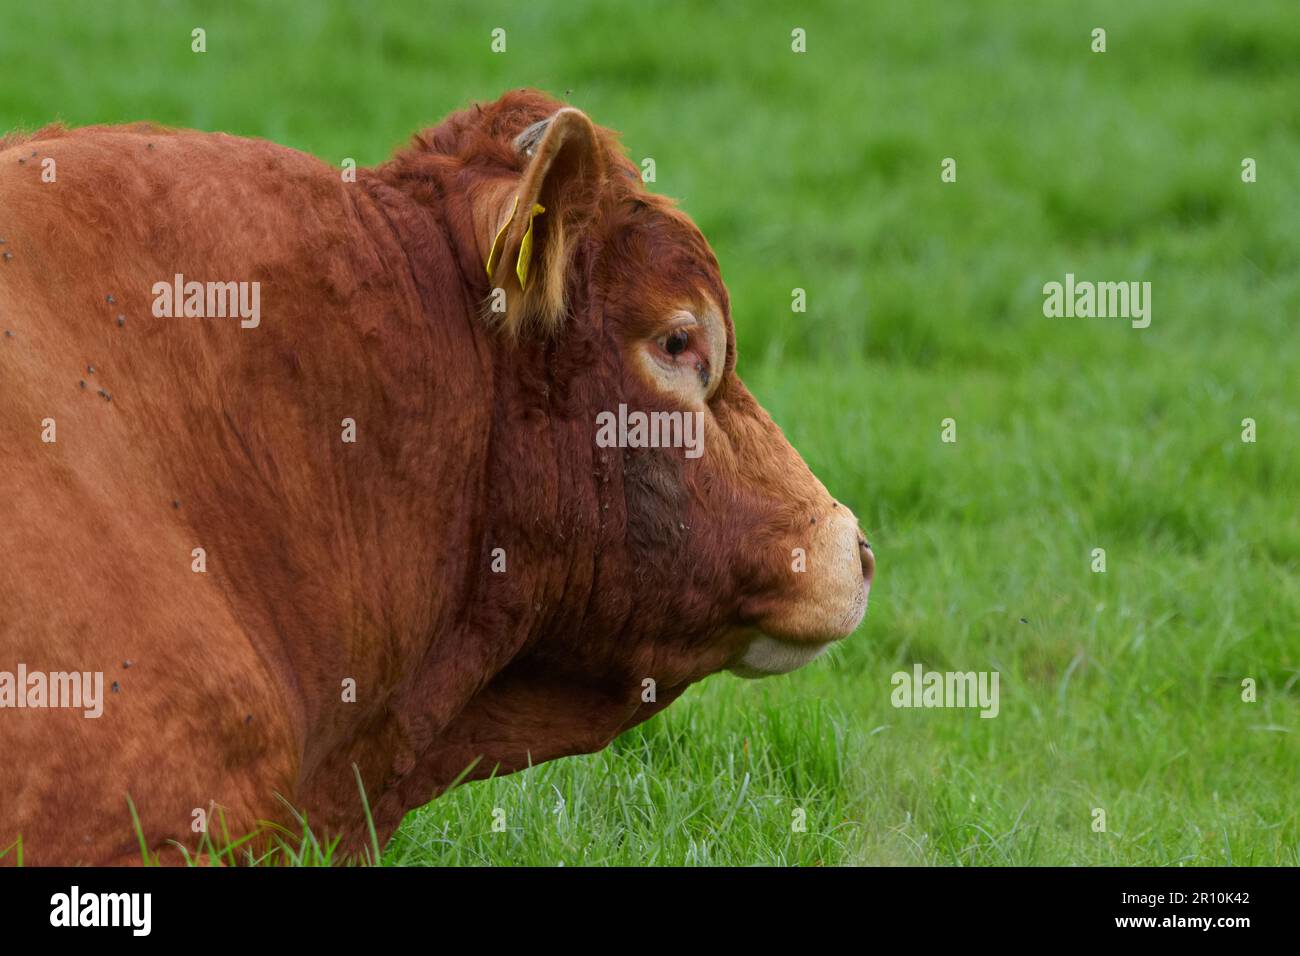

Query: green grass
[[4, 0, 1297, 865]]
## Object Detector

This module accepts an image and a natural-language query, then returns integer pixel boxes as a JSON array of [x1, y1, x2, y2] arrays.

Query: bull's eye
[[647, 312, 717, 399], [663, 329, 690, 356]]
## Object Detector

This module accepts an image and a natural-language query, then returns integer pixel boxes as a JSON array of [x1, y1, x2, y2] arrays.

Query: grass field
[[3, 0, 1296, 865]]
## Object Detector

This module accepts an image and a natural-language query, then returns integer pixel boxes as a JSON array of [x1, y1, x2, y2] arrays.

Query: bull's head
[[379, 90, 874, 788]]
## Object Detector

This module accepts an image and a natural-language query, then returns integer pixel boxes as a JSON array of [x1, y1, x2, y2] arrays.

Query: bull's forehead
[[599, 201, 730, 320]]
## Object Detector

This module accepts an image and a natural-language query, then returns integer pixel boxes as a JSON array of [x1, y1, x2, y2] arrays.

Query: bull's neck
[[160, 180, 494, 763]]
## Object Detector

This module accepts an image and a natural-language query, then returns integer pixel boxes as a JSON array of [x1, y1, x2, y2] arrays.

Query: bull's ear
[[479, 108, 605, 337]]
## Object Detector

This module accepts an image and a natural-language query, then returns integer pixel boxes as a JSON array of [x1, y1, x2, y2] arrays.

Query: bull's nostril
[[858, 535, 875, 583]]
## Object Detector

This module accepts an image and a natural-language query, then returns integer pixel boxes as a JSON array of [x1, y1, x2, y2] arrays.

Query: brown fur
[[0, 90, 863, 864]]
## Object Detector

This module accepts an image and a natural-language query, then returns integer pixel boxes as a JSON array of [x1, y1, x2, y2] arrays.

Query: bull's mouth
[[727, 576, 870, 679], [727, 634, 833, 679]]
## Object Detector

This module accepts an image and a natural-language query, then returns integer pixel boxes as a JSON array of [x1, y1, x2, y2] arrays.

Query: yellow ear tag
[[515, 203, 545, 289], [485, 195, 520, 280]]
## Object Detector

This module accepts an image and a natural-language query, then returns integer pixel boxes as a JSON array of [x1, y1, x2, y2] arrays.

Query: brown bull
[[0, 89, 874, 865]]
